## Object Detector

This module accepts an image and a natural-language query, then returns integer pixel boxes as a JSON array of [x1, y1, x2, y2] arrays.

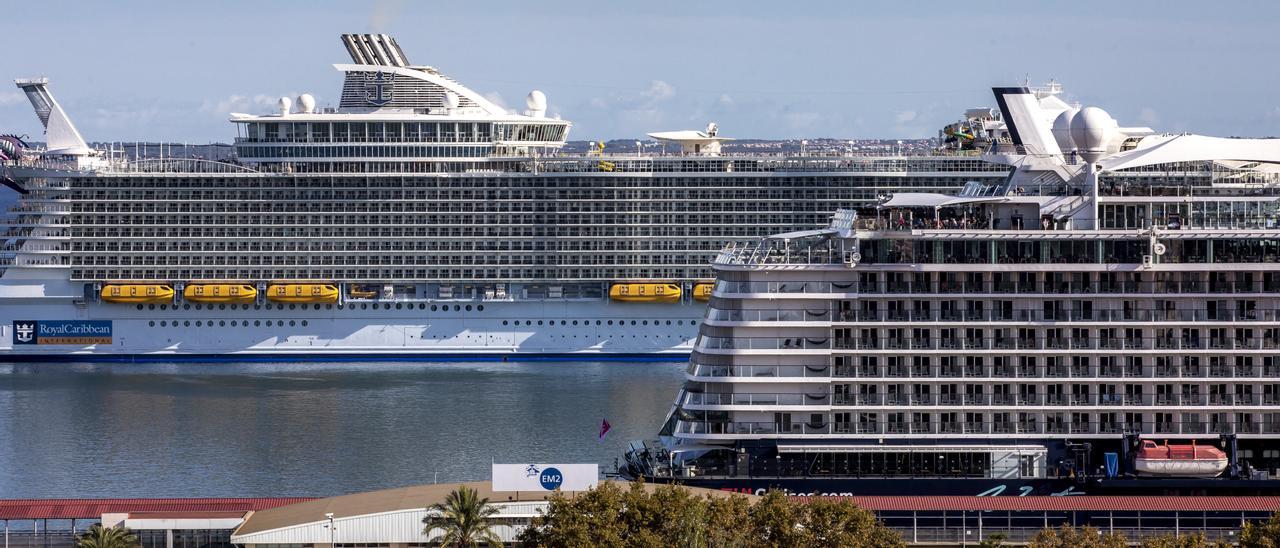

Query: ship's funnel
[[14, 78, 91, 156], [341, 33, 410, 67]]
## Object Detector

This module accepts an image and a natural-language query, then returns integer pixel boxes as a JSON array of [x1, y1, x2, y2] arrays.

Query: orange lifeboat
[[1134, 440, 1228, 478]]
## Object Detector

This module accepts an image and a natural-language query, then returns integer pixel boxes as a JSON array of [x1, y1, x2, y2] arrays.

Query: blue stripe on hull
[[0, 352, 691, 364]]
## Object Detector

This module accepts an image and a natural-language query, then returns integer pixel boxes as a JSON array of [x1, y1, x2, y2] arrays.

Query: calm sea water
[[0, 360, 685, 499]]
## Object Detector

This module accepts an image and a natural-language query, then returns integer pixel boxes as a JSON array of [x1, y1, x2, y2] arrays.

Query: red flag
[[598, 418, 612, 440]]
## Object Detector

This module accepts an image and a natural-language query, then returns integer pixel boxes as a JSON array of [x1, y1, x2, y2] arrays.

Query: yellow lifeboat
[[348, 284, 377, 299], [101, 284, 174, 304], [183, 283, 257, 304], [609, 282, 682, 303], [693, 282, 714, 301], [266, 283, 339, 303]]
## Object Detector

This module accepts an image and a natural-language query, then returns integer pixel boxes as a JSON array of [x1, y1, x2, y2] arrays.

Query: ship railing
[[682, 392, 826, 407], [674, 421, 828, 436]]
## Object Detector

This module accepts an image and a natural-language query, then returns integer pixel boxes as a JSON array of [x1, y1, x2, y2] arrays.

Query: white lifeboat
[[1133, 440, 1228, 478]]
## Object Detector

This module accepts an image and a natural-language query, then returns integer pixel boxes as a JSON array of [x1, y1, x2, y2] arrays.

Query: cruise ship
[[621, 86, 1280, 495], [0, 34, 1008, 360]]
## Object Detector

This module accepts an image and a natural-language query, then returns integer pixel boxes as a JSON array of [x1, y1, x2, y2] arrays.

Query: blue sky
[[2, 1, 1279, 142]]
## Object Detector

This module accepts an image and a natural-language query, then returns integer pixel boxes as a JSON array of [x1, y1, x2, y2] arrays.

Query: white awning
[[767, 228, 837, 240], [1099, 134, 1280, 172], [879, 193, 953, 208]]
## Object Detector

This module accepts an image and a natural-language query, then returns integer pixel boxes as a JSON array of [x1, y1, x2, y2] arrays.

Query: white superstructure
[[628, 85, 1280, 490], [0, 34, 1008, 360]]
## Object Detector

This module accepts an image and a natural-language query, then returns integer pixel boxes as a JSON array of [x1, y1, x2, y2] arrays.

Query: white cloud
[[0, 91, 26, 106], [199, 94, 291, 116], [894, 110, 918, 124], [1137, 107, 1160, 126], [641, 80, 675, 102], [483, 91, 510, 112]]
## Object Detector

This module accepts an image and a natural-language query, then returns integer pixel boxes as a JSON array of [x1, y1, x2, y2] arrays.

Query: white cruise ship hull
[[0, 280, 700, 360]]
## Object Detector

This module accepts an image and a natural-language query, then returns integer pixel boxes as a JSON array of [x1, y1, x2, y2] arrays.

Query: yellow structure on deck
[[348, 284, 377, 299], [266, 284, 340, 303], [101, 284, 174, 304], [183, 284, 257, 304], [609, 283, 682, 303], [693, 282, 714, 301]]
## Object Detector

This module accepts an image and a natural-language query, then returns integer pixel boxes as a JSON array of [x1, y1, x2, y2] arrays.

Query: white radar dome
[[298, 94, 316, 114], [444, 91, 460, 110], [1070, 106, 1118, 163], [277, 96, 292, 115], [526, 90, 547, 112], [1051, 108, 1079, 153]]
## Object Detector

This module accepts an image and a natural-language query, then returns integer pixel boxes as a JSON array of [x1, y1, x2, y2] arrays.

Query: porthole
[[160, 304, 167, 310], [537, 320, 544, 326], [431, 305, 438, 311], [289, 320, 296, 326], [301, 320, 308, 326], [477, 305, 484, 311], [196, 304, 203, 311], [278, 320, 284, 327], [503, 320, 509, 326], [326, 304, 333, 310], [160, 320, 167, 327], [254, 305, 261, 310], [219, 304, 226, 310], [642, 320, 648, 326], [572, 320, 578, 326], [148, 320, 155, 327], [666, 320, 672, 325], [337, 304, 344, 310], [183, 304, 191, 310], [219, 320, 226, 327], [195, 320, 202, 327], [361, 304, 368, 310], [230, 320, 237, 327], [136, 304, 143, 310], [465, 305, 473, 312], [396, 303, 403, 310], [314, 304, 321, 310], [289, 304, 297, 311], [254, 320, 261, 327], [596, 320, 602, 326], [525, 320, 532, 326], [454, 305, 461, 311], [608, 320, 614, 326], [183, 320, 191, 327], [418, 303, 426, 310]]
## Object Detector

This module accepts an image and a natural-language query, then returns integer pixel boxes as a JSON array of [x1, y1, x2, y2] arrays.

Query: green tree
[[1241, 511, 1280, 548], [747, 490, 806, 547], [422, 485, 505, 548], [75, 524, 138, 548], [799, 497, 905, 547], [1029, 525, 1128, 548], [519, 481, 628, 547], [978, 532, 1008, 547], [1139, 532, 1231, 548]]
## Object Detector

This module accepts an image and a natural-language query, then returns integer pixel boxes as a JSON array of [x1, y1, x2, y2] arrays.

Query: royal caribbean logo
[[363, 71, 395, 106], [13, 320, 112, 345]]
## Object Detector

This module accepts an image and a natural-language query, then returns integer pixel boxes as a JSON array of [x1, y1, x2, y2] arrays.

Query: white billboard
[[492, 463, 599, 492]]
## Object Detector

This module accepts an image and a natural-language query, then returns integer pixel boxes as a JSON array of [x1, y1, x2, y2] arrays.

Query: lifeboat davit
[[692, 282, 714, 301], [267, 283, 339, 303], [1134, 440, 1228, 478], [609, 283, 682, 303], [183, 284, 257, 304], [348, 284, 377, 299], [101, 284, 174, 304]]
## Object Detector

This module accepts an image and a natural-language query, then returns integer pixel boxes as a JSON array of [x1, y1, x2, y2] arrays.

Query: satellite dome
[[277, 96, 293, 115], [526, 90, 547, 111], [444, 91, 460, 110], [298, 94, 316, 114], [1051, 108, 1078, 153], [1070, 106, 1118, 162]]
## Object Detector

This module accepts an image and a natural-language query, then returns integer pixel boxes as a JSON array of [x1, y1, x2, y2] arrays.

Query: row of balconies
[[714, 280, 1273, 296], [697, 335, 1280, 352], [682, 392, 1278, 408], [711, 308, 1280, 323], [691, 363, 1280, 380], [674, 419, 1276, 437]]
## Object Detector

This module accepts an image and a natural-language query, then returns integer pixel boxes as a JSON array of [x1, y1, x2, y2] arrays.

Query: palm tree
[[75, 524, 139, 548], [422, 485, 505, 547]]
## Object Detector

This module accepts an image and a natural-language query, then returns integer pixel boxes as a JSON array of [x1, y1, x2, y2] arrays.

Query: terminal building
[[5, 482, 1280, 546]]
